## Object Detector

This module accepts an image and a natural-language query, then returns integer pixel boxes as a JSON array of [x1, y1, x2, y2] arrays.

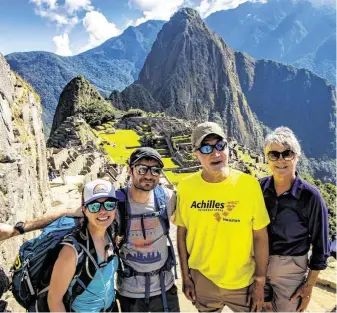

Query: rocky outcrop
[[50, 76, 113, 134], [0, 53, 51, 269], [50, 76, 115, 138]]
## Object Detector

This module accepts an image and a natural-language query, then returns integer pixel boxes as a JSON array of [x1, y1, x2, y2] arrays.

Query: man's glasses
[[267, 150, 295, 161], [199, 141, 228, 154], [87, 200, 117, 213], [134, 164, 162, 176]]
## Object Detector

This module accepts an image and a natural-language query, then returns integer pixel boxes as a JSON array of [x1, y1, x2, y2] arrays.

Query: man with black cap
[[175, 122, 270, 312], [115, 147, 179, 312]]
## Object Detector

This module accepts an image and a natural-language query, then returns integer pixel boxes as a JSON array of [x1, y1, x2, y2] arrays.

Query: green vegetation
[[162, 158, 179, 169], [78, 101, 115, 126], [165, 171, 194, 185], [122, 108, 146, 119], [99, 129, 141, 164], [301, 173, 336, 238]]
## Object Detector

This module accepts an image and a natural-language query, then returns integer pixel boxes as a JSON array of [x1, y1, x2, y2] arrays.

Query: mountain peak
[[172, 7, 204, 25], [176, 7, 200, 19]]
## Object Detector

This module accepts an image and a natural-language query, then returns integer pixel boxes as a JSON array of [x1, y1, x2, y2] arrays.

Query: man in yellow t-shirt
[[175, 122, 270, 312]]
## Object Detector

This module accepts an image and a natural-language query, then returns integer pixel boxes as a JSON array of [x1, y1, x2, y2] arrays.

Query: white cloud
[[128, 0, 185, 25], [30, 0, 58, 10], [35, 8, 79, 28], [65, 0, 94, 13], [82, 11, 122, 50], [31, 0, 81, 29], [196, 0, 263, 18], [53, 33, 73, 56]]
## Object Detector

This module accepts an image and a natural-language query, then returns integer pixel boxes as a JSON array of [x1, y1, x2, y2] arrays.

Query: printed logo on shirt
[[191, 200, 225, 211], [126, 251, 162, 264], [211, 201, 240, 222]]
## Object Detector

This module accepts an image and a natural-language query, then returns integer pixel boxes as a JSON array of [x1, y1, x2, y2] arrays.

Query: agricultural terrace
[[97, 127, 193, 185]]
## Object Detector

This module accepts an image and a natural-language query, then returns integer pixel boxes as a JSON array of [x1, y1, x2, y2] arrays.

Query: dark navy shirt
[[259, 174, 329, 270]]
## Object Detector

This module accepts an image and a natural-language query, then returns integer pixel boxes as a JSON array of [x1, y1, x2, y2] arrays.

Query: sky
[[0, 0, 265, 56]]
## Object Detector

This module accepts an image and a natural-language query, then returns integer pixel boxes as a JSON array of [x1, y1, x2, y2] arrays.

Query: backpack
[[115, 186, 177, 312], [11, 216, 116, 312]]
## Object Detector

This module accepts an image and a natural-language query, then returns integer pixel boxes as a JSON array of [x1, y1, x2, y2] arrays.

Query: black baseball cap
[[129, 147, 164, 168]]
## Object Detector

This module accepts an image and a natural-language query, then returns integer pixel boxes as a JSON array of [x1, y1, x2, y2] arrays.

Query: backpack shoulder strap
[[116, 188, 128, 245], [64, 229, 98, 306], [154, 186, 170, 234]]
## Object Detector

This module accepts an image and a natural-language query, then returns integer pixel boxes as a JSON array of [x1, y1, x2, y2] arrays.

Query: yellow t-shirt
[[175, 169, 270, 289]]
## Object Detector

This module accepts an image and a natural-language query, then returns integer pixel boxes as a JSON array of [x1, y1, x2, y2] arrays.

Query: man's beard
[[133, 178, 157, 191]]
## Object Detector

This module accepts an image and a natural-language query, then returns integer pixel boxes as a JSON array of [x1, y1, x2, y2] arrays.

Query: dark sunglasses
[[86, 200, 117, 213], [267, 150, 295, 161], [134, 164, 162, 177], [199, 141, 228, 154]]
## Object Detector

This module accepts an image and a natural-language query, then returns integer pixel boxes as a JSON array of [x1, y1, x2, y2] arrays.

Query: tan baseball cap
[[191, 122, 226, 150]]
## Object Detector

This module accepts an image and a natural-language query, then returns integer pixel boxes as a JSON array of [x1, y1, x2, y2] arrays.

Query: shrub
[[78, 101, 115, 126]]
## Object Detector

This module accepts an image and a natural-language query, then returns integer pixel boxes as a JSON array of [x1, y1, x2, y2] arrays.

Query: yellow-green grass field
[[99, 129, 141, 164], [165, 171, 194, 185], [162, 157, 179, 169]]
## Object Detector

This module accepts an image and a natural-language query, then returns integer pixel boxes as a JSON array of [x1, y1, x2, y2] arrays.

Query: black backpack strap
[[116, 188, 128, 246], [64, 229, 97, 306], [153, 186, 170, 235], [64, 227, 116, 312]]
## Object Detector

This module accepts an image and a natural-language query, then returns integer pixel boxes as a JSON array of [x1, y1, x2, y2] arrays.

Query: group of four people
[[0, 122, 330, 312]]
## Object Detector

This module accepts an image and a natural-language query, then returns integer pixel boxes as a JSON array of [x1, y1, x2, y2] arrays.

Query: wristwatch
[[14, 222, 25, 234]]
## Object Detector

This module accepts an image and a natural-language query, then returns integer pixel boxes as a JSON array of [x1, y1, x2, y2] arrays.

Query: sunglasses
[[199, 141, 228, 154], [86, 200, 117, 213], [267, 150, 295, 161], [134, 164, 162, 177]]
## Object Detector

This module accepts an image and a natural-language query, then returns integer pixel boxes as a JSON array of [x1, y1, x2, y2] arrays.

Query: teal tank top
[[69, 255, 118, 312]]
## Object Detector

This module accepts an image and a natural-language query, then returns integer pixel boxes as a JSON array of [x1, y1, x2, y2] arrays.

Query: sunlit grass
[[165, 171, 194, 185], [162, 158, 179, 169], [99, 129, 141, 164]]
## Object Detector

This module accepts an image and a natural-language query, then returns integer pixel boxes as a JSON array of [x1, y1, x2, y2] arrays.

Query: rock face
[[113, 8, 336, 160], [235, 52, 336, 159], [0, 53, 51, 269]]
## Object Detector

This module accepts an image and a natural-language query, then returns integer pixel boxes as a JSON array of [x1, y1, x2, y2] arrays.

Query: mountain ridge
[[5, 20, 165, 136], [205, 0, 336, 84]]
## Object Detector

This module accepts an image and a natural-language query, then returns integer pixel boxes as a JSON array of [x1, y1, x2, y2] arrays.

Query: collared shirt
[[259, 174, 329, 270]]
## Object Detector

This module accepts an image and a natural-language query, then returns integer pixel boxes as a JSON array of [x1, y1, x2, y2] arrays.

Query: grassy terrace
[[165, 171, 193, 184], [98, 129, 141, 164]]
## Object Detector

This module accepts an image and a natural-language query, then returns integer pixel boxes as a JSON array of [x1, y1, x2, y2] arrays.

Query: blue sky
[[0, 0, 260, 56]]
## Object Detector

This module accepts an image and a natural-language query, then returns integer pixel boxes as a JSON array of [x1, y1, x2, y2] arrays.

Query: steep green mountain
[[110, 8, 335, 181], [112, 8, 266, 150], [205, 0, 336, 84], [5, 20, 164, 135]]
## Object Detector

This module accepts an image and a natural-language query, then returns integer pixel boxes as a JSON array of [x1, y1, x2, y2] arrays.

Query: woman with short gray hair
[[260, 126, 329, 312]]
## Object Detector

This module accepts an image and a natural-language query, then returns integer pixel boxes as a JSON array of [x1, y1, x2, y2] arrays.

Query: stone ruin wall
[[0, 54, 51, 270]]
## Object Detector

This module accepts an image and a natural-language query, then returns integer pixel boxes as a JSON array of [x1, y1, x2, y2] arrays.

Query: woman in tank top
[[48, 179, 119, 312]]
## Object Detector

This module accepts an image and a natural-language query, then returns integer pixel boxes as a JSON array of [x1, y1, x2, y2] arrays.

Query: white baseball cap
[[83, 179, 117, 205]]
